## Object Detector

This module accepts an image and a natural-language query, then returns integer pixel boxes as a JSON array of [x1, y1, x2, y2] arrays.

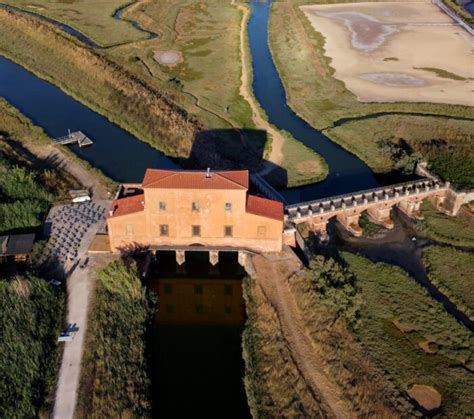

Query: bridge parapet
[[284, 178, 445, 223]]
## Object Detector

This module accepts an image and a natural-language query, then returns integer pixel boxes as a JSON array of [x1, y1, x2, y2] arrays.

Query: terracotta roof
[[109, 194, 145, 218], [246, 195, 284, 222], [142, 169, 248, 190]]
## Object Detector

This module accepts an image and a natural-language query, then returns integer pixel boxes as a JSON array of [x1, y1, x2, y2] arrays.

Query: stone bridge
[[284, 177, 472, 239]]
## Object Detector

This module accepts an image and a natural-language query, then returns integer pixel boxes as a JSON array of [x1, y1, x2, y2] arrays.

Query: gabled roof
[[0, 234, 35, 256], [246, 195, 284, 221], [109, 194, 145, 218], [142, 169, 249, 190]]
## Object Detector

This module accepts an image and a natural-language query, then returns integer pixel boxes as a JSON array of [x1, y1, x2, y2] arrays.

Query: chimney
[[206, 167, 211, 178]]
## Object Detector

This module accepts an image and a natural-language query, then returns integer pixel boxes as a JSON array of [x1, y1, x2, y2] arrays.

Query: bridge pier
[[367, 205, 394, 229], [336, 211, 363, 237], [397, 198, 424, 220]]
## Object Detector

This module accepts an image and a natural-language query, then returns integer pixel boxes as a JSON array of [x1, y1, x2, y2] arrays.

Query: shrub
[[0, 274, 64, 417]]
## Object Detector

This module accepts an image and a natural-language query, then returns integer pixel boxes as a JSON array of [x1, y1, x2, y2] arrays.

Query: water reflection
[[148, 251, 250, 418]]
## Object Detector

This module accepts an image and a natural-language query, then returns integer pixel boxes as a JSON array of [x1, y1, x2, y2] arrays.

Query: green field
[[423, 246, 474, 320], [419, 201, 474, 247], [0, 275, 65, 417], [342, 252, 474, 417], [77, 260, 154, 417], [2, 0, 147, 47], [324, 115, 474, 187]]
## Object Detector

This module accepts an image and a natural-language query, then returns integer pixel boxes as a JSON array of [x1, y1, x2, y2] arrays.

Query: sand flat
[[302, 1, 474, 106]]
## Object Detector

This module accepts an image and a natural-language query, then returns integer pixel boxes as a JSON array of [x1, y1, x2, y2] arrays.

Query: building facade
[[107, 169, 284, 253]]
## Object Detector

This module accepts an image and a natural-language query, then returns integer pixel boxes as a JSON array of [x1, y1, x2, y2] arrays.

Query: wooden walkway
[[54, 131, 93, 148]]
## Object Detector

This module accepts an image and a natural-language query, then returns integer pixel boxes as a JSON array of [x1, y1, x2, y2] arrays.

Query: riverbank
[[75, 259, 154, 417], [235, 1, 328, 186], [0, 8, 198, 157], [267, 0, 474, 186], [0, 99, 114, 197]]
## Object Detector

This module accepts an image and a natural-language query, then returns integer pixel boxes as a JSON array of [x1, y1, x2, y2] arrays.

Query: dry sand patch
[[154, 50, 183, 67], [302, 1, 474, 106]]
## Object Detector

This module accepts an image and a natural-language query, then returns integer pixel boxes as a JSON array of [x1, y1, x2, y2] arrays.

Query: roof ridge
[[215, 171, 248, 189], [142, 170, 177, 187]]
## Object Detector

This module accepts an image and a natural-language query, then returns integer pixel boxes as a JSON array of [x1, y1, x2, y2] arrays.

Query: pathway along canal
[[0, 0, 380, 204]]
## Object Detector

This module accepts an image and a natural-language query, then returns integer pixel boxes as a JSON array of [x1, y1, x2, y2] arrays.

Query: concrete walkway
[[53, 239, 116, 418]]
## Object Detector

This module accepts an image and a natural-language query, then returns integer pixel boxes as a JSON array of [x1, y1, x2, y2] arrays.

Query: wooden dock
[[54, 131, 93, 148]]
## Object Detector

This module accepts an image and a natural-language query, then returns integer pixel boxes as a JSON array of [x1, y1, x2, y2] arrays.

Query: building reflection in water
[[148, 250, 251, 419]]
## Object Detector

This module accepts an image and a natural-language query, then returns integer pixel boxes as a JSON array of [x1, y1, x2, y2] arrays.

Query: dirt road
[[253, 249, 355, 418]]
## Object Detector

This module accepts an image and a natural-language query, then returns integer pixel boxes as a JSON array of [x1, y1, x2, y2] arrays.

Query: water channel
[[0, 0, 381, 203]]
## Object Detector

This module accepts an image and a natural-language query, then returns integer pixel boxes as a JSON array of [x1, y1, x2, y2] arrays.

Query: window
[[194, 284, 203, 294], [192, 201, 200, 211], [126, 224, 133, 236], [166, 304, 174, 313], [159, 201, 166, 211], [160, 224, 169, 236], [224, 284, 233, 295], [257, 226, 266, 237], [224, 306, 232, 315], [225, 202, 232, 212], [224, 225, 233, 237], [164, 284, 172, 294], [192, 225, 201, 237]]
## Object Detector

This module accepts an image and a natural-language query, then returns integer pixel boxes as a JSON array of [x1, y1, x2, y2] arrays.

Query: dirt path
[[233, 0, 285, 171], [9, 139, 110, 198], [53, 253, 117, 419], [252, 249, 355, 418]]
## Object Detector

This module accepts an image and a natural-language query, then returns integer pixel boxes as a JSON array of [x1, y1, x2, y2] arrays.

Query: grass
[[323, 114, 474, 186], [341, 252, 474, 417], [0, 9, 198, 157], [0, 274, 65, 418], [1, 0, 148, 47], [422, 246, 474, 321], [76, 259, 154, 417], [419, 200, 474, 247], [442, 0, 474, 27], [359, 213, 385, 237], [241, 276, 325, 417], [290, 259, 413, 416], [267, 0, 474, 132]]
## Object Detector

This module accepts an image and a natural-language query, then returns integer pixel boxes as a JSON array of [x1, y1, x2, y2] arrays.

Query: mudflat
[[302, 1, 474, 106]]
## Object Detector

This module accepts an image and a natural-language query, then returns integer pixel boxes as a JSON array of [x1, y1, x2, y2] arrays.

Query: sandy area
[[302, 1, 474, 106], [154, 50, 183, 67]]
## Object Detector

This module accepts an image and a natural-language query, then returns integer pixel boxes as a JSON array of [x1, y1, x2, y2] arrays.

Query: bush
[[0, 274, 64, 417], [0, 156, 54, 234], [77, 260, 154, 417], [304, 255, 360, 325]]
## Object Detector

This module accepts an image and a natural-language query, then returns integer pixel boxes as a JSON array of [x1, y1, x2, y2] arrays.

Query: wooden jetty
[[53, 130, 93, 148]]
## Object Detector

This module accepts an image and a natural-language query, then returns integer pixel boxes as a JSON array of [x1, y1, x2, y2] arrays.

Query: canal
[[148, 251, 250, 418]]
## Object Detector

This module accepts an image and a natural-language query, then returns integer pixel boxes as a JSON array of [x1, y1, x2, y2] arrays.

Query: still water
[[148, 251, 250, 418]]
